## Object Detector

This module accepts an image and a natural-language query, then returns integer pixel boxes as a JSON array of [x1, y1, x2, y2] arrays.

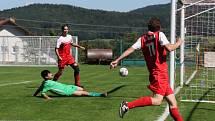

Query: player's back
[[141, 31, 168, 73]]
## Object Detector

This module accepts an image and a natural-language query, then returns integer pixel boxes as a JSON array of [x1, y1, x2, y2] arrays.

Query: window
[[12, 45, 19, 53], [1, 46, 8, 52]]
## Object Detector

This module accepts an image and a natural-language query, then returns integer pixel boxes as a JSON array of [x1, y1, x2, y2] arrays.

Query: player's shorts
[[64, 85, 78, 96], [49, 85, 78, 96], [58, 57, 75, 69], [148, 72, 173, 96]]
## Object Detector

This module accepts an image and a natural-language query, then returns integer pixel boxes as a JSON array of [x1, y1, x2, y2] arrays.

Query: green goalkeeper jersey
[[41, 80, 78, 96]]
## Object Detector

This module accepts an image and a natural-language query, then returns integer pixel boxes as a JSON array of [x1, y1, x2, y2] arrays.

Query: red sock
[[53, 73, 61, 81], [74, 74, 80, 86], [170, 108, 183, 121], [127, 96, 152, 109]]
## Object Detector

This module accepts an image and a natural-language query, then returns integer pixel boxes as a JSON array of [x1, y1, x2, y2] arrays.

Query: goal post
[[178, 0, 215, 103], [0, 36, 78, 66], [157, 1, 215, 120]]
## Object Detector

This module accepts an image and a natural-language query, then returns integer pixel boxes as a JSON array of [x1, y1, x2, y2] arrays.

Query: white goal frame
[[179, 0, 215, 103], [157, 1, 215, 120]]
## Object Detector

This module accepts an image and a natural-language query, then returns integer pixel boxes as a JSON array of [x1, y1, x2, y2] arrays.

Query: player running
[[110, 17, 183, 121], [33, 70, 107, 100], [53, 24, 85, 87]]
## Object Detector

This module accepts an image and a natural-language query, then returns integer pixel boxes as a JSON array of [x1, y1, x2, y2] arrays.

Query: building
[[0, 18, 62, 65], [0, 17, 31, 36], [0, 18, 33, 64]]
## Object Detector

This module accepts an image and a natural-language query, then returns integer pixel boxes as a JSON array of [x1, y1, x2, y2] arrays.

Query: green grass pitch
[[0, 65, 214, 121]]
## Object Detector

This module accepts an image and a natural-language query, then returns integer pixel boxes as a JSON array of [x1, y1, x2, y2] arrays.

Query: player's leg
[[119, 96, 153, 118], [88, 91, 107, 97], [76, 86, 84, 91], [53, 59, 66, 81], [165, 94, 183, 121], [70, 63, 81, 87], [124, 77, 165, 109], [72, 90, 107, 97], [126, 93, 163, 109], [119, 94, 163, 118], [119, 73, 167, 118], [53, 68, 64, 81], [72, 90, 88, 96], [119, 79, 167, 118]]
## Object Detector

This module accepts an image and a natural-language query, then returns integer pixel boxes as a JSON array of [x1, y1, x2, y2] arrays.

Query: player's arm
[[40, 82, 52, 100], [41, 87, 52, 100], [55, 48, 62, 60], [33, 87, 41, 96], [164, 38, 183, 52], [55, 38, 62, 60], [33, 82, 44, 96], [110, 47, 135, 69], [71, 43, 85, 50], [111, 38, 140, 69]]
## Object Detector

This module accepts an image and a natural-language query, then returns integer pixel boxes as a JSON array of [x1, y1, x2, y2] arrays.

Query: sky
[[1, 0, 170, 12]]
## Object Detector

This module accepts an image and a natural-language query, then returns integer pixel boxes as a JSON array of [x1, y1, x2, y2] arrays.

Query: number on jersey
[[146, 42, 155, 56]]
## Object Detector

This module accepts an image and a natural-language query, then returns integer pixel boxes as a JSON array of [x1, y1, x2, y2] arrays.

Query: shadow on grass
[[186, 87, 215, 121], [107, 85, 126, 94], [196, 107, 215, 112]]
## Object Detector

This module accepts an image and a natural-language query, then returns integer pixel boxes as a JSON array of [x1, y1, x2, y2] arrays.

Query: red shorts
[[58, 57, 75, 69], [148, 72, 173, 96]]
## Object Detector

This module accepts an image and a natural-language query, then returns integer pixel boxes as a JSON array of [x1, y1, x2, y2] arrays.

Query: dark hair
[[148, 17, 161, 32], [41, 70, 50, 80], [61, 24, 69, 32]]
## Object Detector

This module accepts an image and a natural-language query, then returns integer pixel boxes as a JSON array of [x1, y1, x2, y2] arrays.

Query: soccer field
[[0, 65, 214, 121]]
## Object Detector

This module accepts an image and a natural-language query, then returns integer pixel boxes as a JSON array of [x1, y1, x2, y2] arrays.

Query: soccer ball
[[119, 67, 128, 77]]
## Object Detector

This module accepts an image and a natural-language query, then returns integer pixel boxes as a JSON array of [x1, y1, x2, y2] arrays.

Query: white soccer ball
[[119, 67, 128, 77]]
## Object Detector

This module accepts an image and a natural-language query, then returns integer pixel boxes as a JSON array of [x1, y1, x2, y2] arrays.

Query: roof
[[0, 18, 32, 35], [182, 0, 215, 5]]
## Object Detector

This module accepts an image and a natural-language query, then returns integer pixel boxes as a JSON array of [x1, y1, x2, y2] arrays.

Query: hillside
[[130, 4, 171, 26], [0, 3, 171, 39]]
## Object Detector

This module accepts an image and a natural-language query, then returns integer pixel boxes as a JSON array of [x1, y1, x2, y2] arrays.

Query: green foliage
[[49, 29, 58, 36], [0, 3, 172, 61], [0, 3, 170, 39]]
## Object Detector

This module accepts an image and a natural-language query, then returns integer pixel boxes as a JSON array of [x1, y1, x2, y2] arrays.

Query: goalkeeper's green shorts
[[51, 85, 78, 96], [66, 85, 78, 96]]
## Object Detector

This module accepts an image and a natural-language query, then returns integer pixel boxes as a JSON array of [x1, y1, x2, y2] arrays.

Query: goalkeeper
[[33, 70, 107, 100]]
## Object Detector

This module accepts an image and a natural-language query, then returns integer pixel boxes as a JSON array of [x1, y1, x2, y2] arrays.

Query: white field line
[[185, 70, 197, 85], [156, 86, 182, 121], [0, 81, 33, 87], [156, 104, 169, 121], [180, 100, 215, 103]]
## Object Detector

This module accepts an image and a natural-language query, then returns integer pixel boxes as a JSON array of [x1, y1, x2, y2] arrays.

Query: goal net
[[0, 36, 78, 66], [178, 0, 215, 103]]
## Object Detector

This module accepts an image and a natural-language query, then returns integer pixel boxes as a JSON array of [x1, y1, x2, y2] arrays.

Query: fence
[[0, 36, 78, 66]]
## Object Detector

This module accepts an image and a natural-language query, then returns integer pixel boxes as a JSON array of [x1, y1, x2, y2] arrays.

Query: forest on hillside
[[0, 3, 171, 40]]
